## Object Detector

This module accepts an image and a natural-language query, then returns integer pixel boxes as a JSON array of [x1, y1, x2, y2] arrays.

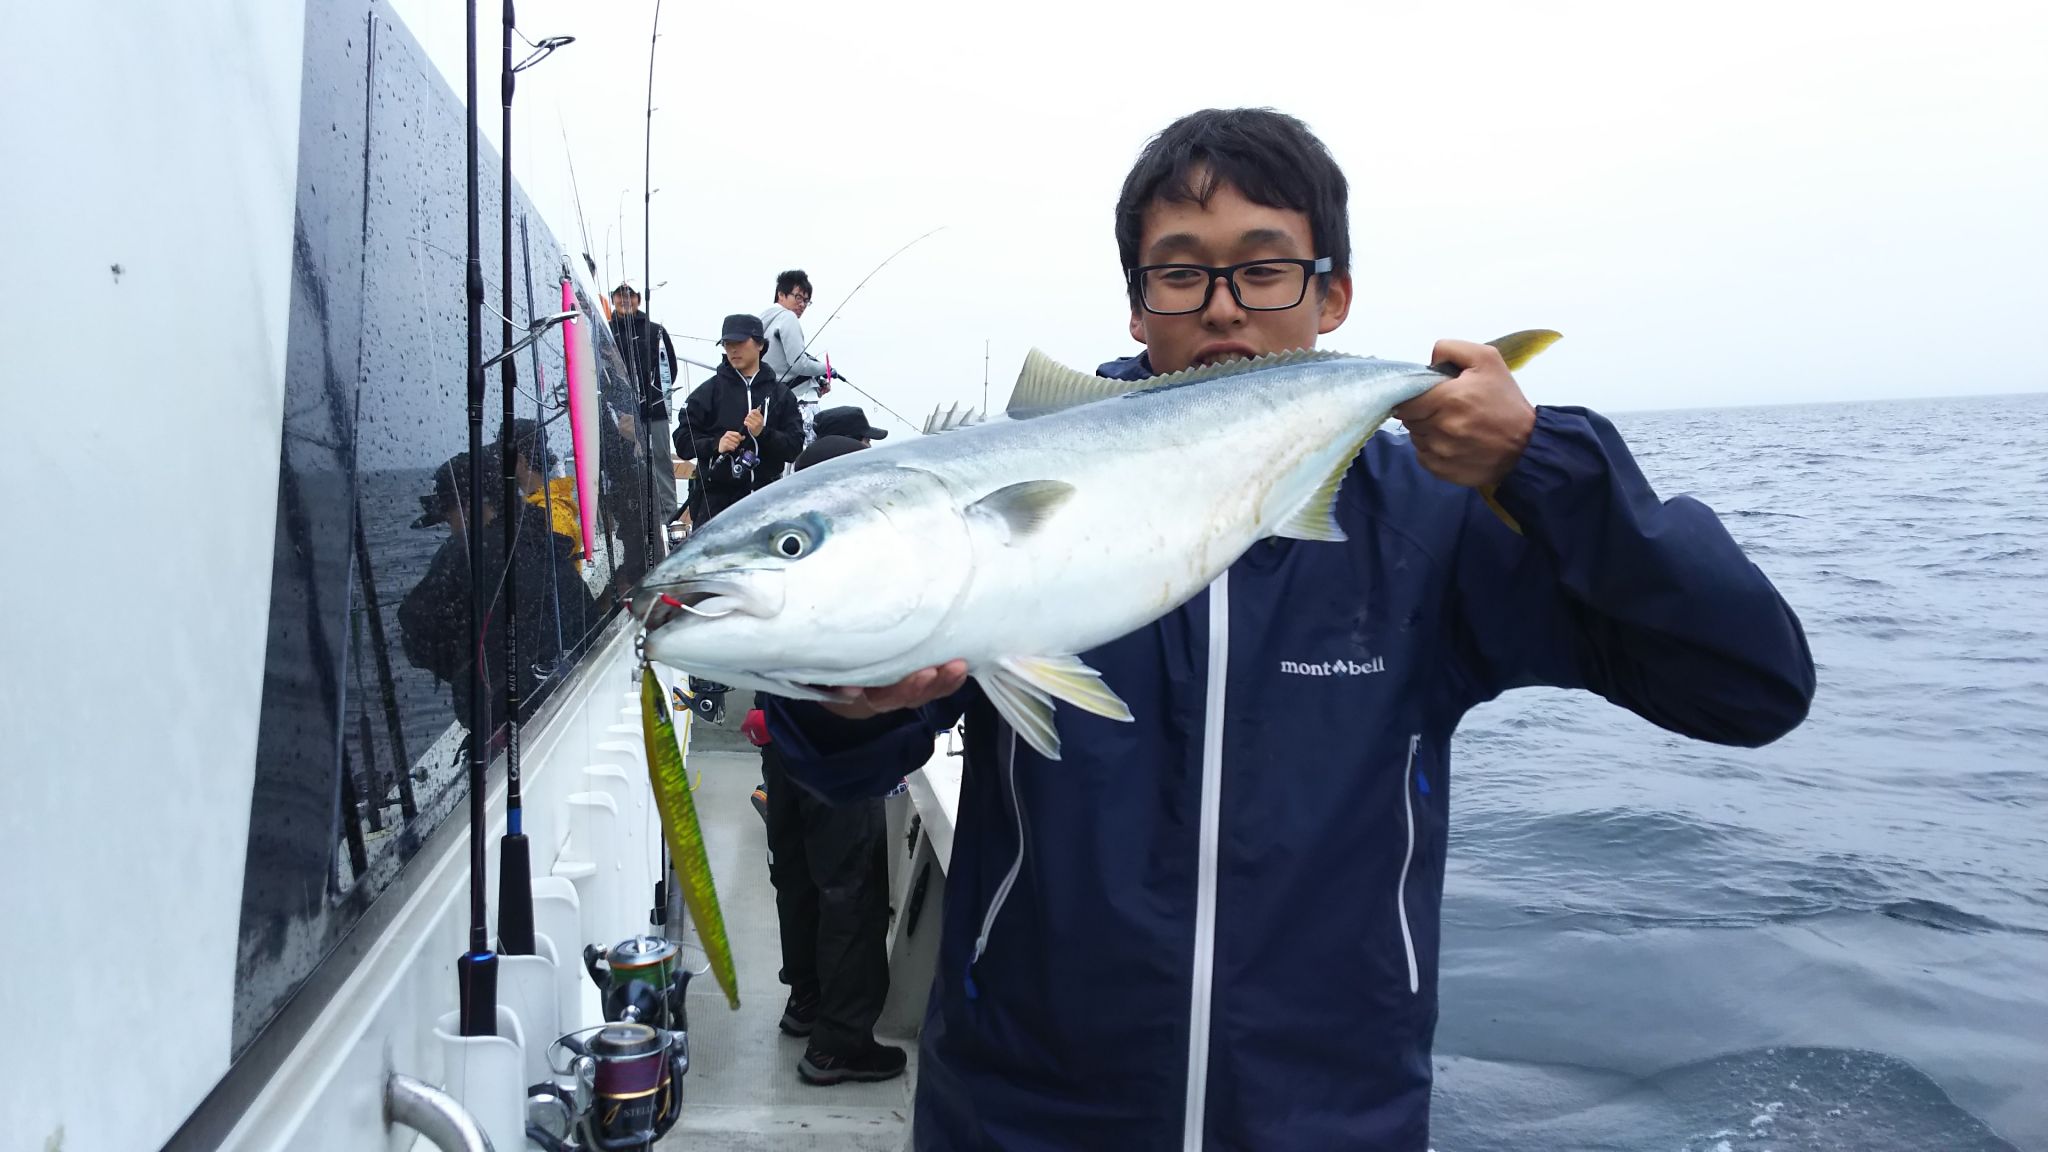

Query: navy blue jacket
[[765, 352, 1815, 1150]]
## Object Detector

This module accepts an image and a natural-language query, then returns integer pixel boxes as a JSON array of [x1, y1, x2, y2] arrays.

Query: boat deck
[[662, 741, 919, 1151]]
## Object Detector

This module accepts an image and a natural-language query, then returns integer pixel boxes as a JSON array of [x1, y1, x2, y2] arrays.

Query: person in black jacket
[[677, 313, 803, 526], [396, 441, 593, 747], [609, 282, 680, 422], [610, 282, 682, 531]]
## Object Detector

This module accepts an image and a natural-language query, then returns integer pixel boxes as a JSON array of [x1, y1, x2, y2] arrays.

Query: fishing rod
[[638, 0, 664, 585], [794, 225, 945, 356], [489, 4, 575, 967], [496, 0, 532, 963], [458, 0, 498, 1039], [641, 0, 682, 946], [769, 225, 946, 433], [496, 0, 556, 961], [557, 113, 601, 309]]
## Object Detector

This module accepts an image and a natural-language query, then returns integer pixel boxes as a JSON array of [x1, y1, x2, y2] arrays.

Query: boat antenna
[[458, 0, 499, 1038]]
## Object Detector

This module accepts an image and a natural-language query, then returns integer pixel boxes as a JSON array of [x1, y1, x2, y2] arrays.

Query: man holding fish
[[635, 108, 1815, 1150]]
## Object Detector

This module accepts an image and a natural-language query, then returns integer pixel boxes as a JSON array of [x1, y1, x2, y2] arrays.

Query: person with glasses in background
[[759, 269, 848, 447]]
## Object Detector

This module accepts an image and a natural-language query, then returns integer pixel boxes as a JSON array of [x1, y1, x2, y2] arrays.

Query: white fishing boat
[[1, 3, 962, 1149]]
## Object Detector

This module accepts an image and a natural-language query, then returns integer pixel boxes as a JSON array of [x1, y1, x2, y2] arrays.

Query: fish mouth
[[634, 572, 784, 633]]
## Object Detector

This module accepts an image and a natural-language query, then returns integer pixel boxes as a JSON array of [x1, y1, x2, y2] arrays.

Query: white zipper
[[1182, 573, 1229, 1151], [969, 732, 1024, 979], [1397, 732, 1420, 995]]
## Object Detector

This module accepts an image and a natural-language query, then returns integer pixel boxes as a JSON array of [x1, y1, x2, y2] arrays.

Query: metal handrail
[[384, 1073, 495, 1152]]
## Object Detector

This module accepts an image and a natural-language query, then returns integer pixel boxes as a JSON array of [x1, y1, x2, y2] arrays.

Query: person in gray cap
[[676, 312, 804, 526], [811, 405, 889, 446]]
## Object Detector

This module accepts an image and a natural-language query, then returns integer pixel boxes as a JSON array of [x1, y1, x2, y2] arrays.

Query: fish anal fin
[[968, 480, 1076, 540], [999, 655, 1134, 722], [976, 665, 1062, 760]]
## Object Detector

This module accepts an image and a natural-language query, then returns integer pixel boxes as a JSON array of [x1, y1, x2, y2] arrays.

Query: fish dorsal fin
[[922, 401, 986, 435], [1005, 347, 1360, 420]]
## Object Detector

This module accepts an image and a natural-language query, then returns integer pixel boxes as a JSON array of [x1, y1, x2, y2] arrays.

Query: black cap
[[814, 405, 887, 441], [795, 435, 869, 472], [411, 446, 503, 529], [719, 313, 766, 345]]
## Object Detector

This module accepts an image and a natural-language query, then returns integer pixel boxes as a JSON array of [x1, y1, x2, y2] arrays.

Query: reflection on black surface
[[233, 0, 660, 1061]]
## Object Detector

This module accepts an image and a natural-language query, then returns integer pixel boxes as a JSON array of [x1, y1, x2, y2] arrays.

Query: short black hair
[[775, 270, 813, 300], [1114, 108, 1349, 310]]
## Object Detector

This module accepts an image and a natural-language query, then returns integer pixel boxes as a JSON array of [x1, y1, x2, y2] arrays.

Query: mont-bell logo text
[[1279, 656, 1387, 677]]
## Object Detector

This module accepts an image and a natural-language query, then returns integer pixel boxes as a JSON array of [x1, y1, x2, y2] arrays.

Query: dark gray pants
[[762, 740, 891, 1054]]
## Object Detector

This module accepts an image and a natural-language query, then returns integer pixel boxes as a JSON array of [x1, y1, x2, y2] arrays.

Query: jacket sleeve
[[759, 385, 805, 462], [1443, 405, 1815, 747], [770, 310, 829, 380], [682, 380, 723, 463], [762, 689, 972, 804]]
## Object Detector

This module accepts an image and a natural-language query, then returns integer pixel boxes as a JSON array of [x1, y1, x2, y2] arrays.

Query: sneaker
[[750, 786, 768, 823], [799, 1039, 907, 1085], [778, 989, 819, 1037]]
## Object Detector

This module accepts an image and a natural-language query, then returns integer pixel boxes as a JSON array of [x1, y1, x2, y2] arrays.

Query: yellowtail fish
[[634, 330, 1559, 760], [640, 665, 739, 1009]]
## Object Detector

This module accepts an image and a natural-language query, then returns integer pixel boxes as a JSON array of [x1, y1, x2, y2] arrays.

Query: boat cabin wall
[[0, 1, 659, 1148]]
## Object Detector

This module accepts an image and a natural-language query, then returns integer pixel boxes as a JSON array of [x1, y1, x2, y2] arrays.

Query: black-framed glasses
[[1128, 256, 1333, 316]]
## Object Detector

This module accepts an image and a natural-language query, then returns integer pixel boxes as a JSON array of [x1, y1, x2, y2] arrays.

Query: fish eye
[[773, 528, 809, 558]]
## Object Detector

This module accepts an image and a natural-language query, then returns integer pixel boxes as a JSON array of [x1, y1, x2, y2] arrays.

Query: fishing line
[[765, 225, 946, 436]]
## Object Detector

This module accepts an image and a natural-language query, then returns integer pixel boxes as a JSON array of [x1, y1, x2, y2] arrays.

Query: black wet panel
[[232, 0, 658, 1060]]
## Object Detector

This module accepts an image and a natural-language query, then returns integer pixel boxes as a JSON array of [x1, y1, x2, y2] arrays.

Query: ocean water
[[1430, 391, 2048, 1150]]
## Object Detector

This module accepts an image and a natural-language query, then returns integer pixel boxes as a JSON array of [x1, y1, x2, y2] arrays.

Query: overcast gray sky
[[392, 0, 2047, 435]]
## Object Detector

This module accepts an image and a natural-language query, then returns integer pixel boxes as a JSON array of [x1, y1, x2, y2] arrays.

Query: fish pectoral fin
[[967, 480, 1076, 541], [1272, 432, 1368, 543], [999, 655, 1134, 722], [975, 665, 1063, 760]]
